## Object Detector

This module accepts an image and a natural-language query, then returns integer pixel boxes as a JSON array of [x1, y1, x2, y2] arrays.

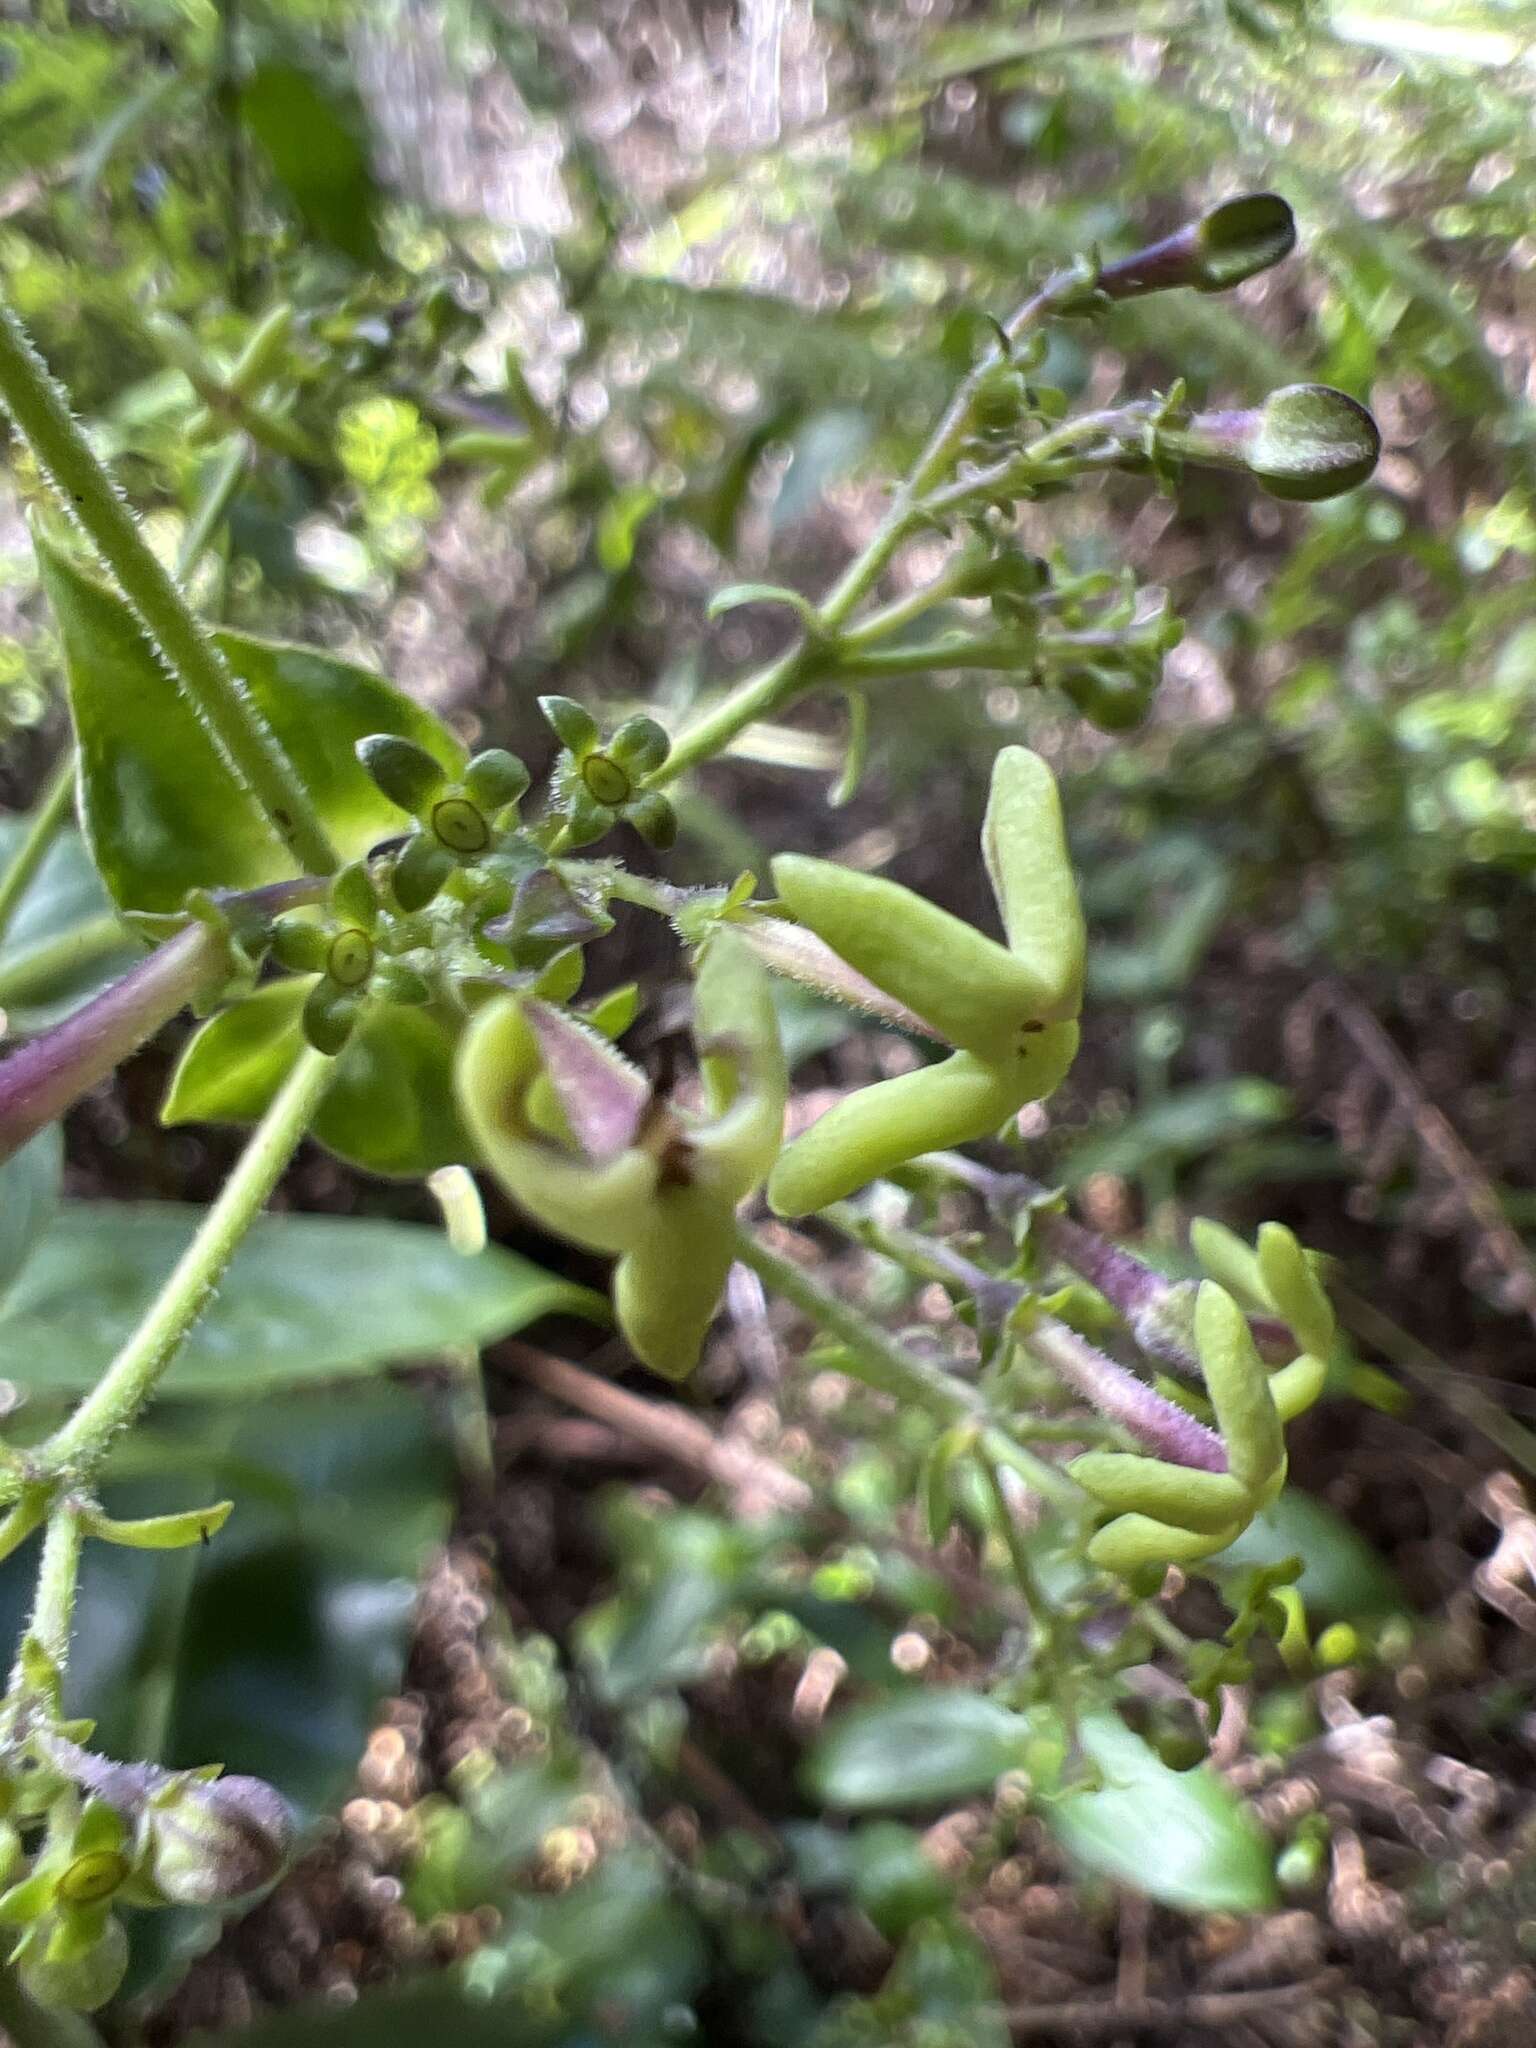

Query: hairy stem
[[0, 297, 335, 876], [648, 269, 1086, 786], [38, 1045, 333, 1477], [21, 1504, 82, 1684]]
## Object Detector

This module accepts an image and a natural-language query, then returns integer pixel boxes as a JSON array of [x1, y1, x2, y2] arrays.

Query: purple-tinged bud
[[138, 1773, 294, 1906], [1095, 193, 1296, 301], [1176, 385, 1380, 502]]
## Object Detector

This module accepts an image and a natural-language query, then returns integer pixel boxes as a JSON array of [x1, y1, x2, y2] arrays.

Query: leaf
[[805, 1690, 1036, 1810], [1047, 1710, 1277, 1914], [0, 1203, 603, 1398], [162, 980, 474, 1178], [1061, 1080, 1292, 1186], [0, 1123, 61, 1305], [239, 58, 383, 269], [0, 819, 140, 1031], [38, 535, 464, 913], [1213, 1488, 1408, 1622], [706, 582, 820, 629]]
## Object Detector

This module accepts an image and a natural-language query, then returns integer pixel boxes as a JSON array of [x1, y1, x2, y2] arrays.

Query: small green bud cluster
[[272, 858, 435, 1056], [358, 734, 532, 913], [0, 1746, 291, 2012], [540, 696, 677, 850]]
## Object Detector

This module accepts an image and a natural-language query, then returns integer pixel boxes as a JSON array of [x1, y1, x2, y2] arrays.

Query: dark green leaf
[[1047, 1710, 1277, 1914], [1213, 1488, 1409, 1621], [0, 1203, 603, 1398], [38, 535, 464, 913], [805, 1690, 1035, 1810], [239, 59, 383, 269], [1061, 1079, 1292, 1186]]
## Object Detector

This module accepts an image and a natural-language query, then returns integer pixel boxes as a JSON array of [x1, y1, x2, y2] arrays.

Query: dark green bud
[[137, 1774, 294, 1907], [392, 832, 454, 912], [1058, 662, 1151, 732], [302, 979, 362, 1056], [607, 715, 670, 779], [539, 694, 599, 756], [626, 791, 677, 850], [464, 748, 530, 813], [431, 796, 492, 857], [270, 917, 330, 975], [329, 860, 378, 933], [326, 927, 374, 988], [373, 960, 432, 1006], [356, 734, 449, 816], [1095, 193, 1296, 301]]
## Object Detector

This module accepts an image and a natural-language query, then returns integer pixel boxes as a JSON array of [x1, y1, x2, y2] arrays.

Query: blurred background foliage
[[3, 1, 1536, 2042]]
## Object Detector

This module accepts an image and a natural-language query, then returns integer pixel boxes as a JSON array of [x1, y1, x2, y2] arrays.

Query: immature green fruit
[[981, 745, 1086, 1017], [1086, 1510, 1242, 1575], [767, 1034, 1076, 1217], [302, 979, 362, 1057]]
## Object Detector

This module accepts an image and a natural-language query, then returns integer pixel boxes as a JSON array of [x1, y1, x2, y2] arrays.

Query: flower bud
[[137, 1774, 294, 1907], [1095, 193, 1296, 301], [1175, 385, 1380, 502], [392, 832, 454, 912], [464, 748, 530, 814], [302, 979, 362, 1056], [356, 734, 449, 815]]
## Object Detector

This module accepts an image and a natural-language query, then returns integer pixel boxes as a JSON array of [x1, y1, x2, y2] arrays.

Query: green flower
[[540, 697, 676, 850], [0, 1798, 132, 2013]]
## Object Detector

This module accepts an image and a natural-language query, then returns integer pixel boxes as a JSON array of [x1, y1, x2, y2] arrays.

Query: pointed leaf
[[0, 1204, 605, 1397]]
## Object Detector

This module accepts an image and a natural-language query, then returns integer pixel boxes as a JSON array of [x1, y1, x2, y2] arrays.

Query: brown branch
[[1008, 1970, 1340, 2039]]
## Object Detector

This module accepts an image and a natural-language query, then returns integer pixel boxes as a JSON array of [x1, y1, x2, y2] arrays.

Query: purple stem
[[0, 877, 322, 1163], [1026, 1314, 1229, 1473]]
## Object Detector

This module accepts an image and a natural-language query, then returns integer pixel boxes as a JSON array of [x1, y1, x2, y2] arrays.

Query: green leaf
[[0, 1124, 61, 1304], [706, 582, 820, 629], [1061, 1079, 1292, 1186], [0, 1203, 603, 1398], [1047, 1709, 1277, 1914], [239, 58, 383, 269], [1213, 1488, 1409, 1622], [0, 821, 140, 1031], [37, 535, 465, 913], [162, 980, 473, 1177], [805, 1690, 1036, 1810]]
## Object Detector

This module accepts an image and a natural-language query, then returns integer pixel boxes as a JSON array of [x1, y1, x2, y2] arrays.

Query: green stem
[[0, 296, 336, 877], [0, 753, 75, 950], [649, 269, 1086, 787], [38, 1046, 333, 1478], [836, 636, 1037, 679], [978, 1443, 1054, 1655], [733, 1222, 1084, 1510], [22, 1505, 82, 1683], [176, 435, 249, 581]]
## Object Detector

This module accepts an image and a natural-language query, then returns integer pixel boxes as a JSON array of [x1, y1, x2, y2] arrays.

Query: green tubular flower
[[1070, 1275, 1326, 1576], [458, 930, 786, 1378], [766, 746, 1084, 1216], [0, 1798, 133, 2013]]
